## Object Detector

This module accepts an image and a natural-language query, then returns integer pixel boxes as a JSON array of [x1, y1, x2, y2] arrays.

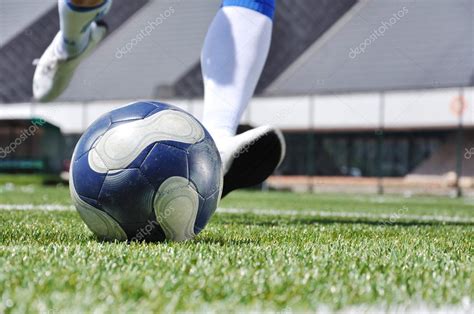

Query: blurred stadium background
[[1, 0, 473, 196]]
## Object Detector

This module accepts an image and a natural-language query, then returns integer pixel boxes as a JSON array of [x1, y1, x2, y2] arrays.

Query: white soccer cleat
[[219, 125, 286, 197], [32, 21, 107, 102]]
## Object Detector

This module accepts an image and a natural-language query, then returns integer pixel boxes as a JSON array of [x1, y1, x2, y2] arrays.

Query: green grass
[[0, 185, 473, 312], [0, 174, 63, 186]]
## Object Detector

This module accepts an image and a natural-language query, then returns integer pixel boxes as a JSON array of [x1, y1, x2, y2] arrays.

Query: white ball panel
[[88, 110, 205, 173], [153, 176, 199, 242]]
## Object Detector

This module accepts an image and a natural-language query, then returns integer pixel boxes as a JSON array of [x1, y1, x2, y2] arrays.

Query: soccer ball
[[69, 101, 223, 242]]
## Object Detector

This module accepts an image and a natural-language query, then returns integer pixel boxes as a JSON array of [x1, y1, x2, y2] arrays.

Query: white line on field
[[0, 204, 74, 211], [1, 204, 473, 224], [219, 208, 474, 223], [213, 302, 474, 314]]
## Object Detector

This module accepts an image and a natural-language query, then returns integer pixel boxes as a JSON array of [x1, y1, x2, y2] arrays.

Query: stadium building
[[1, 0, 473, 194]]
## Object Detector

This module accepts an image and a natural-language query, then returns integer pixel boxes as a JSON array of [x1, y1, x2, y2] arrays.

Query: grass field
[[0, 184, 473, 312]]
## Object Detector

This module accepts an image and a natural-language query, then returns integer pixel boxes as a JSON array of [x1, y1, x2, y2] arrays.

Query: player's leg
[[58, 0, 110, 57], [201, 0, 285, 197], [33, 0, 112, 102]]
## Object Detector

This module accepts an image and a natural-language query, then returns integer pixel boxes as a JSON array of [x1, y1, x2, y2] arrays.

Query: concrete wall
[[1, 87, 473, 134]]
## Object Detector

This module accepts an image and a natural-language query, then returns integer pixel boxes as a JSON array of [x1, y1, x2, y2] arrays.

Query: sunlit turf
[[0, 185, 473, 312]]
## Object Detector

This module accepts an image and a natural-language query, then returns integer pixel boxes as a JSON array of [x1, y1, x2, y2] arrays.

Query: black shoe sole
[[221, 128, 285, 198]]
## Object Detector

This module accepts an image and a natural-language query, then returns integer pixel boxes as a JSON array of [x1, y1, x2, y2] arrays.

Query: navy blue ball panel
[[108, 101, 160, 123], [126, 143, 155, 169], [98, 169, 155, 225], [187, 139, 222, 197], [73, 153, 107, 201], [143, 101, 177, 117], [140, 143, 189, 190], [73, 114, 111, 161], [194, 189, 220, 234], [77, 194, 102, 211], [158, 140, 192, 152]]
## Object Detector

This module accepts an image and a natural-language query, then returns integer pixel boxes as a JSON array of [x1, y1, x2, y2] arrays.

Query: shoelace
[[42, 59, 58, 74], [32, 56, 59, 73]]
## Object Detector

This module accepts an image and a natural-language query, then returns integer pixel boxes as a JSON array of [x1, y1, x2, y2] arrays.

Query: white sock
[[57, 0, 111, 57], [201, 6, 273, 145]]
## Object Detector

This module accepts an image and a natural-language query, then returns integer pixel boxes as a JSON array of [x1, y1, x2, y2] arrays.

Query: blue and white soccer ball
[[70, 101, 223, 242]]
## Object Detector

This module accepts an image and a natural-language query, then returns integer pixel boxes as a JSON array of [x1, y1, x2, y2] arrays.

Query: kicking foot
[[219, 125, 286, 198], [32, 21, 107, 102]]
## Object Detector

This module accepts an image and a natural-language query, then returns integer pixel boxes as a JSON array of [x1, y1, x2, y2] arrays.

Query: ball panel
[[72, 153, 107, 201], [87, 110, 204, 174], [108, 101, 160, 123], [194, 188, 221, 234], [98, 169, 155, 225], [76, 194, 102, 209], [140, 143, 189, 190], [156, 140, 192, 152], [187, 139, 223, 198], [143, 101, 174, 113], [153, 176, 199, 241], [124, 143, 154, 169], [123, 210, 167, 242], [70, 172, 127, 241], [75, 200, 128, 242], [73, 115, 112, 162]]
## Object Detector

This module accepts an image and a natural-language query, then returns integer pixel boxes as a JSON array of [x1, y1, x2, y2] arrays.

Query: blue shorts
[[222, 0, 275, 19]]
